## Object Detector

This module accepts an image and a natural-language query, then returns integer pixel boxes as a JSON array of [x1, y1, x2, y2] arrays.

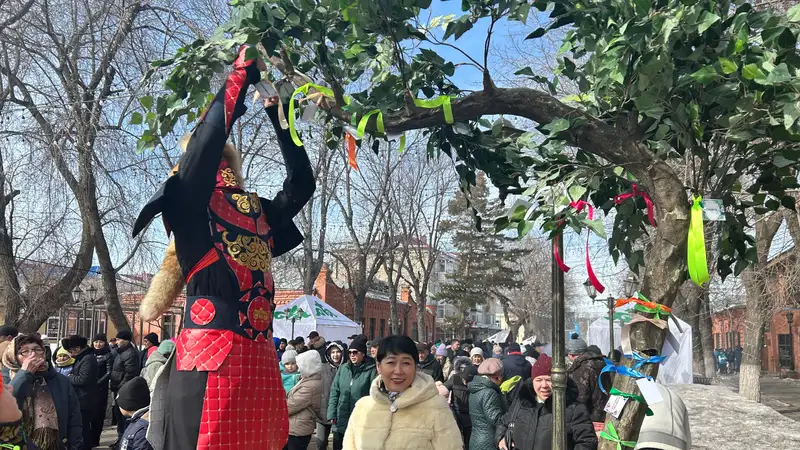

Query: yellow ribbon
[[288, 83, 335, 147], [687, 195, 709, 286], [414, 96, 454, 124], [357, 110, 384, 138]]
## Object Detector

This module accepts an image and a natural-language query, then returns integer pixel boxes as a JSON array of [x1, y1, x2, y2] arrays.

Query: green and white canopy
[[273, 295, 361, 343]]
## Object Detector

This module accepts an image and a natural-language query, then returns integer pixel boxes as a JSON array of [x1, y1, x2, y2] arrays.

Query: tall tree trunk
[[699, 291, 718, 377], [682, 283, 707, 377], [417, 293, 427, 342]]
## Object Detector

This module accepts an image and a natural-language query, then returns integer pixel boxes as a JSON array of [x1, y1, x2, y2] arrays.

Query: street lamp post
[[71, 287, 82, 339], [787, 311, 794, 371], [290, 308, 305, 339], [584, 281, 615, 356]]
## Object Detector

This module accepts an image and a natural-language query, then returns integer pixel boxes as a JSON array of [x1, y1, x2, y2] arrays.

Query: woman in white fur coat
[[343, 335, 462, 450], [285, 350, 325, 450]]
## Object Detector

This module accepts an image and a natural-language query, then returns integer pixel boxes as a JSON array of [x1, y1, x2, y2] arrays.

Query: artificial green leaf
[[741, 63, 766, 81], [544, 118, 570, 134], [773, 154, 794, 169], [718, 57, 738, 75], [581, 218, 607, 239], [766, 63, 792, 84], [129, 112, 143, 125], [783, 102, 800, 130], [568, 185, 587, 200], [139, 96, 154, 110], [517, 220, 534, 238], [697, 11, 720, 34], [525, 28, 546, 40], [788, 4, 800, 22], [690, 66, 718, 84]]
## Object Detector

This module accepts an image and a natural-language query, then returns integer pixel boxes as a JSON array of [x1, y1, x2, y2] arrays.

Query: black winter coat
[[495, 379, 597, 450], [95, 345, 115, 390], [444, 368, 475, 429], [418, 354, 444, 383], [567, 352, 608, 423], [502, 353, 532, 381], [110, 342, 141, 392], [120, 407, 154, 450], [68, 348, 98, 411]]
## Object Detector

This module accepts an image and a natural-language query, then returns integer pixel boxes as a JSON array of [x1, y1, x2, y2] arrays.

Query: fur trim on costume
[[140, 240, 184, 322]]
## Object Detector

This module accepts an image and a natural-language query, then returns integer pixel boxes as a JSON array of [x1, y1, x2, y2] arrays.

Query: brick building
[[712, 306, 799, 373], [47, 264, 436, 345]]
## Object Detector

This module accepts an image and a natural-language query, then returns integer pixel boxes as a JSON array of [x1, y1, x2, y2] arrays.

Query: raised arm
[[260, 103, 316, 226], [175, 46, 262, 213]]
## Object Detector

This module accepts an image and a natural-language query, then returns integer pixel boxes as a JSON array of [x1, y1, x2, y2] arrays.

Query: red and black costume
[[132, 48, 315, 450]]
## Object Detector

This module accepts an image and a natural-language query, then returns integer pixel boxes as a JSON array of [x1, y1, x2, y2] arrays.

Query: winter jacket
[[502, 353, 532, 381], [281, 363, 301, 393], [444, 367, 474, 430], [342, 372, 462, 450], [494, 378, 597, 450], [9, 367, 83, 449], [567, 352, 609, 423], [321, 341, 345, 421], [418, 354, 445, 383], [120, 407, 154, 450], [68, 347, 98, 412], [95, 345, 115, 390], [468, 375, 507, 450], [110, 342, 141, 392], [287, 351, 324, 437], [141, 351, 167, 389], [327, 356, 378, 434]]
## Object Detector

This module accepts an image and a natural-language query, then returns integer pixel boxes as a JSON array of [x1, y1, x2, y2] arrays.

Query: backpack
[[448, 376, 471, 430]]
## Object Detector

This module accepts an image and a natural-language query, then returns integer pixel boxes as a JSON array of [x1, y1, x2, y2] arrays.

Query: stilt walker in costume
[[131, 46, 315, 450]]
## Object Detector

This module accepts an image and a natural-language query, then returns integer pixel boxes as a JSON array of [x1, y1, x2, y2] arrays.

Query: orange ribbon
[[615, 297, 672, 315]]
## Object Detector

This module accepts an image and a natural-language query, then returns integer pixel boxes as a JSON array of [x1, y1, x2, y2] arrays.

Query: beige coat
[[287, 350, 324, 437], [343, 372, 463, 450]]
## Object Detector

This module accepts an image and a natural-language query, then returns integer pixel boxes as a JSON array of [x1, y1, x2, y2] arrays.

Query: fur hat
[[296, 349, 323, 377], [282, 349, 298, 365]]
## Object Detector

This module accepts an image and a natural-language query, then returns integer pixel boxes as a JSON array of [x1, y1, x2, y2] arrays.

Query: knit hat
[[282, 349, 298, 365], [470, 347, 484, 357], [349, 338, 368, 355], [566, 338, 588, 355], [144, 332, 159, 346], [93, 333, 107, 343], [507, 343, 521, 353], [55, 348, 75, 367], [634, 384, 691, 450], [116, 330, 133, 341], [435, 344, 448, 357], [531, 354, 553, 379], [116, 377, 150, 412], [477, 358, 503, 376], [157, 340, 175, 356]]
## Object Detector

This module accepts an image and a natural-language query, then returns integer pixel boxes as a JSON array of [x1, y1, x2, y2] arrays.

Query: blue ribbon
[[625, 352, 666, 370], [598, 357, 653, 394]]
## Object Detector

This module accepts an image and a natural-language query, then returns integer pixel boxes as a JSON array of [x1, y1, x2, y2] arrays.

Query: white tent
[[587, 309, 693, 385], [273, 295, 361, 343], [487, 329, 512, 344]]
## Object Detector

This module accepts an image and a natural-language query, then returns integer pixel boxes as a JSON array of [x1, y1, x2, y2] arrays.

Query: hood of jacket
[[570, 352, 605, 370], [325, 341, 345, 367], [296, 349, 323, 377], [369, 372, 438, 410], [145, 350, 167, 367], [451, 356, 472, 375], [468, 374, 501, 395], [504, 353, 529, 369]]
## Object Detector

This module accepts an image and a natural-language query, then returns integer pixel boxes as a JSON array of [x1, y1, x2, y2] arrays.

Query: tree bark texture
[[699, 291, 718, 377]]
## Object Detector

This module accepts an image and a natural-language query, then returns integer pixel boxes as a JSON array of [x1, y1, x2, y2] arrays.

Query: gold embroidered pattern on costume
[[250, 192, 261, 213], [231, 193, 251, 213], [220, 167, 238, 187], [222, 232, 271, 272]]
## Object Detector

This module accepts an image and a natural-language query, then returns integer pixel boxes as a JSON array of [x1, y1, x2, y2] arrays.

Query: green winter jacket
[[326, 357, 378, 434], [468, 375, 507, 450]]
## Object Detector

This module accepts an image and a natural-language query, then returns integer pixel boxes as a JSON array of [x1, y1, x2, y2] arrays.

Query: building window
[[737, 332, 742, 347], [412, 323, 418, 340], [163, 315, 176, 340], [370, 318, 376, 339], [379, 319, 386, 337], [46, 317, 60, 339], [715, 334, 720, 349]]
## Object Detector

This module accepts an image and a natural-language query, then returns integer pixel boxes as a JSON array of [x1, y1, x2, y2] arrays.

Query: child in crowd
[[117, 376, 154, 450], [282, 349, 301, 393], [55, 347, 75, 375]]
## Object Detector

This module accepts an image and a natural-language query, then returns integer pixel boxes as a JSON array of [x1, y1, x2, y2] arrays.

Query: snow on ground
[[670, 384, 800, 450]]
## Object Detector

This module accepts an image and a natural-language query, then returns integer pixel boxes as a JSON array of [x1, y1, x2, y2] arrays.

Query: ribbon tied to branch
[[625, 351, 666, 370], [600, 421, 638, 450], [688, 194, 710, 286], [608, 387, 654, 416], [620, 313, 668, 354], [614, 183, 656, 227], [615, 295, 672, 320], [553, 201, 606, 293]]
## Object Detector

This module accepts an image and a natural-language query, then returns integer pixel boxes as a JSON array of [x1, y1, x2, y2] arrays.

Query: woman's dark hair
[[16, 334, 45, 352], [376, 335, 419, 363]]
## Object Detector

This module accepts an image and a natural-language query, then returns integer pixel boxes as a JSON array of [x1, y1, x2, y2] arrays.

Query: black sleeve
[[174, 65, 261, 215], [98, 354, 115, 385], [261, 104, 316, 226], [433, 364, 445, 383], [123, 351, 140, 384], [69, 356, 97, 387], [569, 405, 599, 450]]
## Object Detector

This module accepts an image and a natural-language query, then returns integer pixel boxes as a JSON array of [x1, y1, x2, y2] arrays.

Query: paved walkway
[[719, 373, 800, 421]]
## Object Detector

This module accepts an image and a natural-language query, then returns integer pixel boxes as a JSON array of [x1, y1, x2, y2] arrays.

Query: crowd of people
[[0, 324, 691, 450], [0, 324, 174, 450]]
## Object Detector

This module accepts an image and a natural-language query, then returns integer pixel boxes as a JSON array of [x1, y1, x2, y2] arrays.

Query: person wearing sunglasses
[[1, 334, 83, 450], [327, 337, 376, 450]]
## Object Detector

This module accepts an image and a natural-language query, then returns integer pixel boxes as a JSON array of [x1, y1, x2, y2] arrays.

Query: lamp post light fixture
[[622, 274, 640, 298], [86, 286, 98, 337], [71, 287, 83, 339], [584, 279, 616, 356]]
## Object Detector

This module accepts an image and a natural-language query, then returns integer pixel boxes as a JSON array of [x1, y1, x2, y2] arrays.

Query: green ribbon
[[600, 422, 637, 450], [288, 83, 335, 147], [687, 195, 710, 286], [633, 303, 671, 320], [414, 96, 454, 124], [0, 444, 21, 449], [397, 134, 406, 152], [609, 387, 654, 416], [356, 109, 384, 138]]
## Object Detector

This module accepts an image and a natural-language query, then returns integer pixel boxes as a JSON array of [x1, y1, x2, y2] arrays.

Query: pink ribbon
[[614, 183, 656, 227], [569, 201, 606, 294]]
